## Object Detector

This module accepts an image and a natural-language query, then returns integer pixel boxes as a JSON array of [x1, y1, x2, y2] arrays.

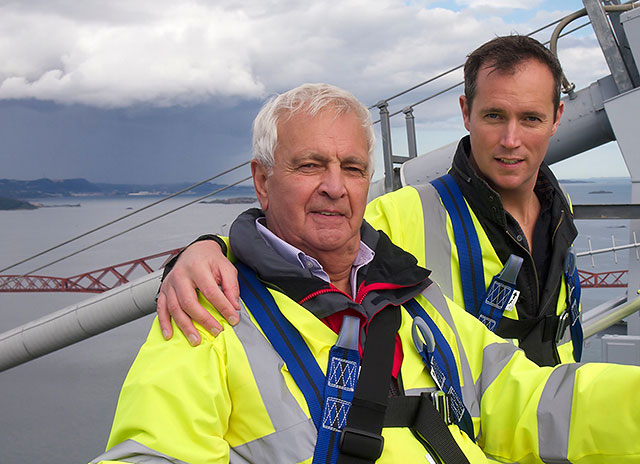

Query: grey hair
[[252, 83, 376, 175]]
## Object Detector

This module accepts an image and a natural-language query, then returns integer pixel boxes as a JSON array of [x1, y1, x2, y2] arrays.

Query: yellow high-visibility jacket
[[93, 214, 640, 464], [365, 182, 577, 365]]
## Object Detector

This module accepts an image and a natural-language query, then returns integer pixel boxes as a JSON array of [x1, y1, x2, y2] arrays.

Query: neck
[[500, 187, 541, 249], [316, 246, 359, 295]]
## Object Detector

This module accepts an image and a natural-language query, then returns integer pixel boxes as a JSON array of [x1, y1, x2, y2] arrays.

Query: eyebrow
[[481, 106, 547, 120]]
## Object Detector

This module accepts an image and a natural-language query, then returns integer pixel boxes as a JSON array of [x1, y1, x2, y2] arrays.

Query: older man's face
[[252, 108, 370, 260]]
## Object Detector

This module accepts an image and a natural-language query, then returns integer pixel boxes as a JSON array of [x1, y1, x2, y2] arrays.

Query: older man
[[93, 84, 640, 464], [157, 35, 580, 367]]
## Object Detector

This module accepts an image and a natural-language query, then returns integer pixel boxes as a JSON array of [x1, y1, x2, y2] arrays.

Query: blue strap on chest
[[237, 262, 476, 456], [477, 254, 522, 331], [564, 248, 583, 361], [431, 174, 486, 318], [431, 174, 521, 332], [236, 262, 359, 464], [404, 298, 475, 440]]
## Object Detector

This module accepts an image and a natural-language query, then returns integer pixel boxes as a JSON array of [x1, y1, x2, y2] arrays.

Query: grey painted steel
[[546, 75, 617, 164], [403, 107, 418, 159], [604, 84, 640, 335], [398, 141, 458, 187], [622, 7, 640, 78], [583, 296, 640, 339], [583, 0, 635, 93], [602, 334, 640, 364], [581, 295, 627, 326], [376, 100, 395, 193], [0, 270, 161, 373], [608, 4, 640, 86]]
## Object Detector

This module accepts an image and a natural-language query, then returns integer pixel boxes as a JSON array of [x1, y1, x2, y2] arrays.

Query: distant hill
[[0, 196, 37, 210], [0, 178, 255, 200]]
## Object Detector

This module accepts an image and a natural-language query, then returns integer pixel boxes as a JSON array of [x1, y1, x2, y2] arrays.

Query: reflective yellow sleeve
[[445, 297, 640, 463], [365, 187, 427, 267], [104, 315, 232, 464]]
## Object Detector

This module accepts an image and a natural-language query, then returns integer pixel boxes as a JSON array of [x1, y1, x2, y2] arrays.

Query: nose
[[318, 165, 347, 199], [500, 119, 521, 150]]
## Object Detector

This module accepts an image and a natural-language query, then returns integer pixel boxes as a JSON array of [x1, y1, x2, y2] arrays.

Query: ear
[[550, 100, 564, 136], [459, 95, 471, 132], [252, 160, 270, 211]]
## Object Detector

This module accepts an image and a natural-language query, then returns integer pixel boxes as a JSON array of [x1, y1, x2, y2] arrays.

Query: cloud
[[0, 1, 266, 107], [0, 0, 601, 109], [454, 0, 541, 10]]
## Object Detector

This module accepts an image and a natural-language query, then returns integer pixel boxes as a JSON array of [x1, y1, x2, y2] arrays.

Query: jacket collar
[[229, 208, 431, 319]]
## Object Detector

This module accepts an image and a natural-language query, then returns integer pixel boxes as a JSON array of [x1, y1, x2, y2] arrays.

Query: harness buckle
[[430, 390, 453, 425], [555, 311, 570, 344], [339, 426, 384, 460]]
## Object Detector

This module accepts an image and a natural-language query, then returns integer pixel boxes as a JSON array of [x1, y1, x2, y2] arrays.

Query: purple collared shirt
[[256, 218, 374, 300]]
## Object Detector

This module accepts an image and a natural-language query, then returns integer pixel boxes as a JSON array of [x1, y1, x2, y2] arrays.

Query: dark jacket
[[450, 136, 578, 365]]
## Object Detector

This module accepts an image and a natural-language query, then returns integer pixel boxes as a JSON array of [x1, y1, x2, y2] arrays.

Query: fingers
[[173, 272, 224, 337], [163, 282, 207, 346], [199, 263, 240, 326], [156, 291, 174, 340], [155, 238, 240, 346]]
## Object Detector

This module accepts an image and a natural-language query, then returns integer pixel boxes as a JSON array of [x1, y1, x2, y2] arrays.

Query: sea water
[[0, 178, 633, 463]]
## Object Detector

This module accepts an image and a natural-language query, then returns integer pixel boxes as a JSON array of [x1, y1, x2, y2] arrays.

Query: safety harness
[[236, 262, 474, 463], [430, 174, 583, 362]]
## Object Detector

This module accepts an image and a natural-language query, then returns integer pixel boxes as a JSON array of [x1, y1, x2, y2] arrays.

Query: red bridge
[[0, 248, 182, 293], [0, 250, 629, 293]]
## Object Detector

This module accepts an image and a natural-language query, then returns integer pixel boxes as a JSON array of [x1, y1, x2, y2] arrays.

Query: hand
[[156, 240, 241, 346]]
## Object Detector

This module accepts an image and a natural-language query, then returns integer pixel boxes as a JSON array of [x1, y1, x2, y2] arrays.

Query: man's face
[[252, 108, 370, 259], [460, 58, 564, 197]]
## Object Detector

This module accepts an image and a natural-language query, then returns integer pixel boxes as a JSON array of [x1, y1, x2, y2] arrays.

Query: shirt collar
[[255, 217, 375, 299]]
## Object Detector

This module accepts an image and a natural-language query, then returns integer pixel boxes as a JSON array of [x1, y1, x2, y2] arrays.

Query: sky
[[0, 0, 631, 185]]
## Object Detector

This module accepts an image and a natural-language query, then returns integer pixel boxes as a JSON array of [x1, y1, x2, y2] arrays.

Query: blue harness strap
[[236, 262, 359, 464], [404, 298, 475, 440], [431, 174, 584, 360], [431, 174, 522, 332], [236, 262, 476, 457], [477, 254, 522, 331], [431, 174, 485, 319], [564, 248, 584, 361]]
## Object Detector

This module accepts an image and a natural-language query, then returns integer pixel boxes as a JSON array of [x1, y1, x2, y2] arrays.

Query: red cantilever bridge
[[0, 249, 630, 293], [0, 248, 182, 293]]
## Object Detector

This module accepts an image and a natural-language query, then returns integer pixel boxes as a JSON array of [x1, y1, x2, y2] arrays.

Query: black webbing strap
[[384, 395, 471, 464], [337, 305, 401, 464]]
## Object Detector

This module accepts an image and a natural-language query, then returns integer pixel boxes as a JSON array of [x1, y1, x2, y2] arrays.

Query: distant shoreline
[[0, 196, 37, 210], [200, 196, 257, 205]]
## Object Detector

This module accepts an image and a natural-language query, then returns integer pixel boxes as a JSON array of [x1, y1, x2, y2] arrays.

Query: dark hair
[[464, 35, 563, 115]]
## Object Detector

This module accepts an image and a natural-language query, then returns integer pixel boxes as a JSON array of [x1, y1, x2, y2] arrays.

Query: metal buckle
[[339, 426, 384, 460], [430, 390, 452, 425], [555, 311, 570, 344]]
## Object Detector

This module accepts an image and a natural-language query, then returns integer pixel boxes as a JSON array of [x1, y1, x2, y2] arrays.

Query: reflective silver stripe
[[234, 300, 315, 462], [230, 417, 316, 463], [414, 183, 454, 299], [235, 301, 310, 430], [474, 342, 519, 401], [538, 364, 579, 463], [90, 439, 188, 464]]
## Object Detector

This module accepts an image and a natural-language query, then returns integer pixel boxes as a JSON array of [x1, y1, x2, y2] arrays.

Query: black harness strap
[[338, 305, 400, 463], [337, 305, 470, 463], [384, 395, 471, 464]]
